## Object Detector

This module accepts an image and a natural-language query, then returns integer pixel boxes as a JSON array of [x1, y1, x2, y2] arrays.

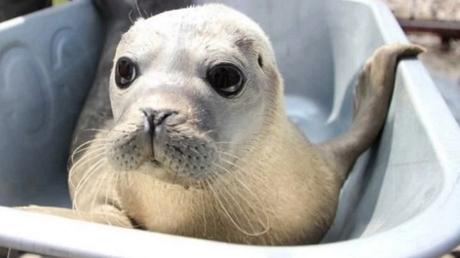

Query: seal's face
[[107, 4, 281, 187]]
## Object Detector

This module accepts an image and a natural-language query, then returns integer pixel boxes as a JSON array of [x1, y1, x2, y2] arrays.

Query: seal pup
[[23, 2, 424, 245]]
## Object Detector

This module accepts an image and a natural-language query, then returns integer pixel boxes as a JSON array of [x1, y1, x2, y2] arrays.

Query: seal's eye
[[115, 57, 138, 89], [206, 64, 245, 98]]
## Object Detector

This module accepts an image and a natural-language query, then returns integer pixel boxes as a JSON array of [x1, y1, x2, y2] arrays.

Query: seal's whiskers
[[70, 140, 108, 163], [208, 161, 271, 237], [72, 158, 107, 210], [68, 151, 106, 189]]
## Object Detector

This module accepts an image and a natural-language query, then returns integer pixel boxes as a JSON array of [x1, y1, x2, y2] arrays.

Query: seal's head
[[106, 4, 283, 188], [71, 3, 347, 244]]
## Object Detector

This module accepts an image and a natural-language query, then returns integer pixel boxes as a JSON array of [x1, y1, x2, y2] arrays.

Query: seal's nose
[[141, 108, 178, 135]]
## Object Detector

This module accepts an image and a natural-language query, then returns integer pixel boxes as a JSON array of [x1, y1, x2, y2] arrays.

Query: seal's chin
[[136, 159, 210, 189], [106, 132, 220, 189], [105, 111, 220, 189]]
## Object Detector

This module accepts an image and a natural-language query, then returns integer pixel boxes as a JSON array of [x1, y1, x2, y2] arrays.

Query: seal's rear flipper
[[319, 43, 425, 180]]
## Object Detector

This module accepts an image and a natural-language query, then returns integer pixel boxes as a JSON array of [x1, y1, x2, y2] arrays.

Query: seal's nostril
[[153, 110, 177, 127], [140, 108, 179, 134], [141, 108, 156, 135]]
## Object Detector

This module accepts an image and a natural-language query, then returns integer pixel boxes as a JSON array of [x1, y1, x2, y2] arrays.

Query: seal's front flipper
[[320, 43, 424, 180], [19, 205, 133, 228]]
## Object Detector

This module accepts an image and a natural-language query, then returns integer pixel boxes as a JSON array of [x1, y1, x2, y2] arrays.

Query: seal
[[22, 2, 424, 245]]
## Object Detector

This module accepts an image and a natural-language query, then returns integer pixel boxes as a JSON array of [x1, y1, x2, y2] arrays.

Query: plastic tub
[[0, 0, 459, 257]]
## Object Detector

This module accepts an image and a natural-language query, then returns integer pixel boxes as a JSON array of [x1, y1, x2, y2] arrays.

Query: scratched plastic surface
[[0, 0, 459, 258]]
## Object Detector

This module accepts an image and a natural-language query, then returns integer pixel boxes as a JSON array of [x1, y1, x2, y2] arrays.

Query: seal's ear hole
[[258, 54, 264, 68]]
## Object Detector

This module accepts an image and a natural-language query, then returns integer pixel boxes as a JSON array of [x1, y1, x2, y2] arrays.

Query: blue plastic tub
[[0, 0, 459, 257]]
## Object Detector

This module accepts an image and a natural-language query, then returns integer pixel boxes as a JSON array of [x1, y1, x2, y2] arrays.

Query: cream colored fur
[[21, 4, 423, 246]]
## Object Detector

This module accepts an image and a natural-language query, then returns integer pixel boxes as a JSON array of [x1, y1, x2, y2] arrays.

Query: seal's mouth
[[149, 158, 162, 167], [106, 107, 220, 188]]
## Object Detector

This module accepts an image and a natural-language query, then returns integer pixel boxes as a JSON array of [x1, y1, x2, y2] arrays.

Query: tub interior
[[0, 0, 444, 245]]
